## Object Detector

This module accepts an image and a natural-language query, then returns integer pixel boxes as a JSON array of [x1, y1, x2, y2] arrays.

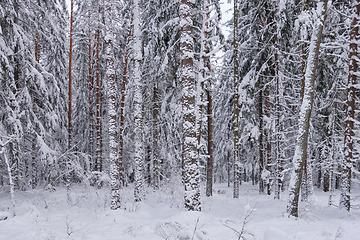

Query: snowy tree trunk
[[265, 89, 272, 195], [104, 0, 121, 210], [31, 132, 37, 189], [340, 0, 360, 212], [180, 0, 201, 211], [1, 140, 16, 216], [133, 0, 145, 202], [152, 84, 160, 189], [119, 15, 134, 186], [88, 9, 95, 167], [273, 1, 282, 200], [259, 89, 265, 193], [233, 0, 241, 199], [68, 0, 73, 150], [287, 0, 327, 217], [206, 86, 213, 197], [3, 150, 16, 216], [201, 0, 213, 198], [95, 6, 102, 172]]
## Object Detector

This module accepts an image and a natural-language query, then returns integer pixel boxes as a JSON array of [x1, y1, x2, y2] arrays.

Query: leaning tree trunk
[[287, 0, 327, 217], [104, 0, 121, 210], [133, 0, 145, 202], [340, 0, 360, 212], [180, 0, 201, 211]]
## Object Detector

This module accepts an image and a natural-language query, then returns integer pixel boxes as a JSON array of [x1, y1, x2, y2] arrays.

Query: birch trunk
[[133, 0, 145, 202], [287, 0, 327, 217]]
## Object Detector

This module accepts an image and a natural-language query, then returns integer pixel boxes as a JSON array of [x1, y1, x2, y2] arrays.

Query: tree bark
[[287, 0, 327, 217], [201, 0, 213, 198], [265, 89, 271, 195], [119, 15, 134, 186], [273, 1, 282, 200], [152, 84, 160, 189], [259, 88, 264, 193], [68, 0, 73, 150], [180, 0, 201, 211], [133, 0, 145, 202], [340, 0, 360, 212], [88, 9, 95, 168], [104, 0, 121, 210], [95, 6, 102, 172], [233, 0, 241, 199]]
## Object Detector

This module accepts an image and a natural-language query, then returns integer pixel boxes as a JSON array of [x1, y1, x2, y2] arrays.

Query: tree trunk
[[2, 147, 16, 216], [88, 9, 95, 168], [273, 2, 282, 200], [233, 0, 241, 199], [201, 0, 213, 198], [180, 0, 201, 211], [133, 0, 145, 202], [259, 89, 264, 193], [265, 89, 272, 195], [152, 84, 160, 189], [95, 6, 102, 172], [206, 86, 213, 197], [287, 0, 327, 217], [68, 0, 73, 150], [104, 0, 121, 210], [340, 0, 360, 212], [119, 15, 134, 186]]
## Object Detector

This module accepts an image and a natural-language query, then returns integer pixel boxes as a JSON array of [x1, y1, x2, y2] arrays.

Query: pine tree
[[180, 0, 201, 211], [340, 0, 360, 212]]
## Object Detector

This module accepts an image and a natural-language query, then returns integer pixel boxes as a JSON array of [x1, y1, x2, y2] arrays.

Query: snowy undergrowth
[[0, 183, 359, 240]]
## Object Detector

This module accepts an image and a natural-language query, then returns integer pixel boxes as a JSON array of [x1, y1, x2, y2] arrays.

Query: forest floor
[[0, 181, 359, 240]]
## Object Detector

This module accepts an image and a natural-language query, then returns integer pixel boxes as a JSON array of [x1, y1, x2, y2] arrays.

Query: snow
[[0, 183, 359, 240]]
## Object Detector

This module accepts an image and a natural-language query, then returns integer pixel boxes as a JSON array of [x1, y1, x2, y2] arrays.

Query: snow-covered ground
[[0, 182, 359, 240]]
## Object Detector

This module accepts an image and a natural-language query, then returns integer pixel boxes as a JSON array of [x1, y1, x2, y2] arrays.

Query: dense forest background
[[0, 0, 359, 218]]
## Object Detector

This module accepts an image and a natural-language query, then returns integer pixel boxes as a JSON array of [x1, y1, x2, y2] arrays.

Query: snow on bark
[[180, 0, 201, 211], [287, 0, 327, 217], [340, 0, 360, 212], [0, 138, 16, 216], [233, 0, 240, 199], [104, 1, 121, 210], [133, 0, 145, 202]]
